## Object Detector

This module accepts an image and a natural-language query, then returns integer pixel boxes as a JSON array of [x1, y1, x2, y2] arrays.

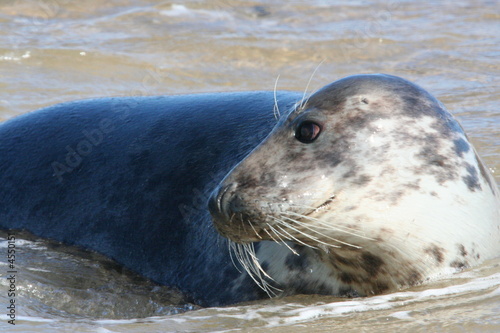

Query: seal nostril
[[209, 183, 237, 218]]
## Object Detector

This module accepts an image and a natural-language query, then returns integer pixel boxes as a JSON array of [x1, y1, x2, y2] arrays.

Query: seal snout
[[209, 181, 268, 243]]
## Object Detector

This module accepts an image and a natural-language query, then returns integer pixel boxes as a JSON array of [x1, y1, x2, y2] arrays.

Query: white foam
[[160, 4, 191, 17], [0, 51, 31, 62], [26, 267, 51, 272], [284, 273, 499, 326], [9, 272, 498, 331], [190, 273, 500, 328], [0, 237, 47, 250], [389, 311, 413, 320], [17, 315, 55, 323], [95, 318, 138, 325], [95, 328, 115, 333], [160, 4, 232, 20]]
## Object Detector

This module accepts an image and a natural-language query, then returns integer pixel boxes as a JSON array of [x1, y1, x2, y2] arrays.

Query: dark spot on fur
[[331, 253, 357, 268], [344, 112, 373, 131], [353, 174, 372, 186], [235, 173, 258, 188], [412, 130, 467, 186], [430, 191, 438, 197], [424, 244, 445, 264], [339, 272, 358, 284], [462, 163, 481, 192], [316, 139, 347, 168], [428, 155, 446, 167], [361, 97, 369, 104], [458, 244, 468, 257], [404, 180, 421, 190], [388, 190, 405, 205], [372, 281, 390, 293], [342, 169, 357, 179], [360, 252, 384, 277], [450, 260, 468, 270], [407, 269, 423, 286], [453, 138, 470, 156]]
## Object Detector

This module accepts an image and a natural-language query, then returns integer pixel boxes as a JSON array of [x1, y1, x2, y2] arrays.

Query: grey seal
[[1, 74, 498, 307]]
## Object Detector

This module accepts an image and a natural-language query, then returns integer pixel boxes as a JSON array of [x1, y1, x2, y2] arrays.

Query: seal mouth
[[304, 195, 336, 216]]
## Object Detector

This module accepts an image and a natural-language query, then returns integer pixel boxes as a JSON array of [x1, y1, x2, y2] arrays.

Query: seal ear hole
[[295, 121, 322, 143]]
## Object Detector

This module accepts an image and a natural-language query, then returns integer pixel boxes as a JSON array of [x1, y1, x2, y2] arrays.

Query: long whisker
[[277, 200, 372, 237], [244, 242, 282, 292], [248, 220, 263, 240], [263, 225, 284, 245], [270, 221, 318, 250], [299, 60, 325, 109], [266, 223, 299, 255], [269, 215, 340, 249], [228, 240, 243, 274], [228, 241, 282, 297], [273, 74, 281, 121], [283, 211, 376, 241], [281, 215, 361, 249]]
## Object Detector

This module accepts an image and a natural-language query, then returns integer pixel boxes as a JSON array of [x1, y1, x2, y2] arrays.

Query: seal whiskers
[[284, 211, 376, 241], [228, 242, 282, 297], [263, 225, 300, 255], [273, 74, 281, 120], [248, 219, 263, 240], [269, 215, 342, 249], [269, 221, 318, 250], [280, 215, 361, 249], [299, 60, 325, 109]]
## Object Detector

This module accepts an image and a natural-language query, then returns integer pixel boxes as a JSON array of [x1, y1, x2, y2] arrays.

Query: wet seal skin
[[1, 74, 499, 307]]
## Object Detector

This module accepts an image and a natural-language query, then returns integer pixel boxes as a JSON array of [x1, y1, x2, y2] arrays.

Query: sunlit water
[[0, 0, 499, 332]]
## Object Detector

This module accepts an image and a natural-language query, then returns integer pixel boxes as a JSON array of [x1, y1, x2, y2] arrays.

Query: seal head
[[209, 74, 500, 296]]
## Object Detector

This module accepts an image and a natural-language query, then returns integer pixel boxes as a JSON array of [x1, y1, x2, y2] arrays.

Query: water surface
[[0, 1, 499, 332]]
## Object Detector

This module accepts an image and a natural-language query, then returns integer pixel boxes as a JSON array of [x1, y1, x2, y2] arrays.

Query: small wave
[[160, 4, 232, 21], [0, 51, 31, 62], [258, 273, 500, 327], [0, 237, 45, 249]]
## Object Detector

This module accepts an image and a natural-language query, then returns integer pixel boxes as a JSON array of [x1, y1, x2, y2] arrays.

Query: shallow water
[[0, 0, 499, 331]]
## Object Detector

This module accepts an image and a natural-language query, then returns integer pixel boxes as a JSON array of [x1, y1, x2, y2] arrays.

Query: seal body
[[1, 74, 499, 306], [0, 91, 301, 306]]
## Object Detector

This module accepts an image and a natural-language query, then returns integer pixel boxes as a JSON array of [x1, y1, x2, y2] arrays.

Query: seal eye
[[295, 121, 321, 143]]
